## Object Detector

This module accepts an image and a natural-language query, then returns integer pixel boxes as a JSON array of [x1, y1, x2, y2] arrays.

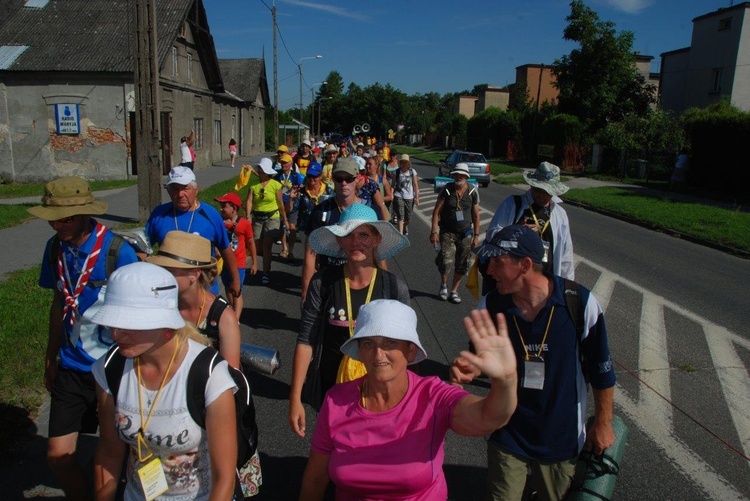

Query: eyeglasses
[[49, 216, 77, 225], [333, 175, 356, 184]]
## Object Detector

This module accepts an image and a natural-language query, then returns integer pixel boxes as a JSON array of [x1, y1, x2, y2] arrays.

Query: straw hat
[[147, 231, 218, 269], [308, 203, 409, 260], [524, 162, 569, 197], [339, 299, 427, 364], [85, 262, 185, 330], [27, 176, 108, 221]]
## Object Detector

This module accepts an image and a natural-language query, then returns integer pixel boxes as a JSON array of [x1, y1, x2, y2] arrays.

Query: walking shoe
[[448, 291, 461, 304], [261, 274, 270, 285], [439, 284, 449, 301], [279, 248, 289, 258], [404, 228, 409, 236]]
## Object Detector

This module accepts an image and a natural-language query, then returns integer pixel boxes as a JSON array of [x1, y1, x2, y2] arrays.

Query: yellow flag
[[336, 356, 367, 383], [234, 165, 252, 191]]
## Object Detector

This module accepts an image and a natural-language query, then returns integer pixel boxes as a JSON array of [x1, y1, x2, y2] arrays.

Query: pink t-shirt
[[311, 371, 469, 500]]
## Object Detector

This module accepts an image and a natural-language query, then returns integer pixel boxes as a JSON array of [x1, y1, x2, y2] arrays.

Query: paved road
[[5, 155, 750, 499]]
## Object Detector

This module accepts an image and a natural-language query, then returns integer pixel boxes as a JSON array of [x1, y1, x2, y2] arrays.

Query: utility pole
[[273, 3, 279, 148], [133, 0, 162, 222]]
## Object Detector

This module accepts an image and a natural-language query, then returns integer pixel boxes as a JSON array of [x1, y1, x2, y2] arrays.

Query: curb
[[563, 199, 750, 260]]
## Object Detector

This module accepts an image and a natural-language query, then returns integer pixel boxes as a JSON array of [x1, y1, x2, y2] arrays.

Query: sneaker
[[439, 284, 449, 301], [261, 274, 270, 285], [448, 291, 461, 304], [404, 228, 409, 236]]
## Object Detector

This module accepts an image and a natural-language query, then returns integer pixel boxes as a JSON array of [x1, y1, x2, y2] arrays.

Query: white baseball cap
[[166, 166, 196, 186]]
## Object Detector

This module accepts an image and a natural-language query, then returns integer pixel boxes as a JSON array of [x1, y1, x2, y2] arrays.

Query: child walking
[[229, 138, 238, 168], [214, 192, 257, 316]]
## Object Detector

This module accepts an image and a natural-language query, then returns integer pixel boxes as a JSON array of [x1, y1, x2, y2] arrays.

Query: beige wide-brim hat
[[27, 176, 108, 221], [147, 231, 218, 269], [524, 161, 569, 197]]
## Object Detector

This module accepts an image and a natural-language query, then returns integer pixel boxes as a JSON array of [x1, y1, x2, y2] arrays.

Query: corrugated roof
[[218, 58, 269, 105], [0, 0, 192, 72]]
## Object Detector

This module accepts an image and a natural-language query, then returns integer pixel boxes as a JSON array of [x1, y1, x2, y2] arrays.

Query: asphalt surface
[[2, 152, 747, 499]]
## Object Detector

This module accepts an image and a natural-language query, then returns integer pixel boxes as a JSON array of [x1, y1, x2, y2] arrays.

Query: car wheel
[[481, 182, 489, 188]]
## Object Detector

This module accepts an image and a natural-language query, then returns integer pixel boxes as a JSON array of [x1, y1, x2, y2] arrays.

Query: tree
[[552, 1, 655, 133]]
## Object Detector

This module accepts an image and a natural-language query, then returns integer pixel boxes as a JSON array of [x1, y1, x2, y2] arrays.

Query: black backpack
[[102, 344, 259, 478]]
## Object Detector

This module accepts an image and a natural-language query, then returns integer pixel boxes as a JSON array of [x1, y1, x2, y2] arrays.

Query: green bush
[[682, 102, 750, 196], [540, 113, 583, 165]]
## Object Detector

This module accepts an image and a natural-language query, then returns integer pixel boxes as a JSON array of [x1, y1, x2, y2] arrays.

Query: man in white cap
[[146, 166, 241, 298], [482, 161, 574, 295], [28, 176, 138, 499]]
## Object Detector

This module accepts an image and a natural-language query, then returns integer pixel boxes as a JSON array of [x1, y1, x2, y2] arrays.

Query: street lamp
[[317, 96, 333, 140], [298, 55, 322, 143], [310, 81, 326, 138]]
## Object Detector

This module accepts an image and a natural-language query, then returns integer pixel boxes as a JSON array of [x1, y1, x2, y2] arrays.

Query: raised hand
[[459, 309, 517, 382]]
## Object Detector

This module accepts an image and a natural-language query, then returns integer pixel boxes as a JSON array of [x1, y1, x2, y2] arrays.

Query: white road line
[[639, 293, 673, 426]]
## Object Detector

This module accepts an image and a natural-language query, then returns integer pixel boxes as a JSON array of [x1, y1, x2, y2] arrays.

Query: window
[[193, 118, 203, 150], [718, 17, 732, 31], [187, 53, 193, 82], [214, 120, 221, 145], [711, 68, 723, 93], [171, 47, 178, 77]]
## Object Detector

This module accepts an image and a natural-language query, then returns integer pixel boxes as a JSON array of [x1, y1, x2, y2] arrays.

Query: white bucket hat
[[340, 299, 427, 364], [308, 203, 409, 260], [524, 161, 568, 196], [85, 262, 186, 330], [254, 157, 276, 176], [450, 163, 470, 177]]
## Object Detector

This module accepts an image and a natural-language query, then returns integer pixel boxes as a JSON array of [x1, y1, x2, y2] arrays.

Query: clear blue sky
[[203, 0, 734, 110]]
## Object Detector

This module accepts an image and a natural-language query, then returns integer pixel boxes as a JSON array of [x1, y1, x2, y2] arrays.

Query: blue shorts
[[221, 267, 246, 291]]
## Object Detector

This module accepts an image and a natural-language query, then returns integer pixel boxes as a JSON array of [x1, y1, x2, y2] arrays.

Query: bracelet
[[431, 230, 438, 234]]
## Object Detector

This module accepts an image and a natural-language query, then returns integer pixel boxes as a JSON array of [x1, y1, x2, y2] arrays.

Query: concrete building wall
[[0, 75, 131, 182], [685, 8, 743, 109], [478, 88, 509, 111], [731, 9, 750, 110], [516, 65, 558, 106], [454, 95, 477, 119], [659, 49, 691, 113]]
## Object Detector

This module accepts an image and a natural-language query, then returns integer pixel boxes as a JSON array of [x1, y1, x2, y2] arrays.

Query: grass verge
[[0, 204, 36, 230], [394, 145, 523, 178], [565, 187, 750, 252], [0, 179, 136, 198]]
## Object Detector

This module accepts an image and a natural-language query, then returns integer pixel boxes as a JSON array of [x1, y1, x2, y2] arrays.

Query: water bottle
[[282, 224, 290, 237], [434, 242, 440, 253]]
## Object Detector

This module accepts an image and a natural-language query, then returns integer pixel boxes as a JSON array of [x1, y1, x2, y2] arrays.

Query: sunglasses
[[258, 188, 265, 200], [333, 175, 357, 184], [49, 215, 77, 224]]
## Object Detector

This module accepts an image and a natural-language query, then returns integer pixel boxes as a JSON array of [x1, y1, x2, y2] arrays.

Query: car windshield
[[459, 153, 486, 163]]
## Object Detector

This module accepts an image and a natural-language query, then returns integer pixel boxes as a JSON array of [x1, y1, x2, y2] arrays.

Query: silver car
[[438, 150, 491, 187]]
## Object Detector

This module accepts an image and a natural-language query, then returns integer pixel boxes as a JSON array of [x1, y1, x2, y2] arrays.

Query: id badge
[[541, 240, 551, 263], [523, 357, 545, 390], [137, 458, 169, 501], [455, 210, 464, 222]]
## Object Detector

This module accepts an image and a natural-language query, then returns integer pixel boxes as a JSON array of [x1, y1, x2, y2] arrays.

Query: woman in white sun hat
[[288, 203, 410, 438], [299, 299, 518, 499], [88, 262, 238, 500]]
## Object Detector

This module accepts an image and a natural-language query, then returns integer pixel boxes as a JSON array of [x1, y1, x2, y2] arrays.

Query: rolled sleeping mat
[[568, 414, 629, 501], [240, 343, 281, 376], [433, 176, 478, 193]]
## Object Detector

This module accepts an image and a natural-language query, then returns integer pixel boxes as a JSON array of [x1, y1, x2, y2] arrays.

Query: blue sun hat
[[473, 225, 544, 263], [308, 203, 409, 259]]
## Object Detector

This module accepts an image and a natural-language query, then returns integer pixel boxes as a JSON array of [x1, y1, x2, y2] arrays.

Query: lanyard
[[134, 338, 183, 463], [173, 202, 198, 233], [344, 268, 378, 339], [512, 306, 555, 360], [531, 210, 550, 236], [57, 222, 107, 327]]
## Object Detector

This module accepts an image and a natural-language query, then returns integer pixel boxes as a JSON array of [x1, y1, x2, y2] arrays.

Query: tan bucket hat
[[147, 231, 218, 269], [27, 176, 108, 221]]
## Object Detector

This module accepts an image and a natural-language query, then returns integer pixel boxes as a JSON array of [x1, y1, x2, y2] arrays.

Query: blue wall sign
[[55, 104, 80, 134]]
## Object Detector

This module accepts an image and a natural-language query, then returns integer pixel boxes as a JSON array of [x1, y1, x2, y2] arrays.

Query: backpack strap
[[185, 347, 222, 429], [102, 345, 126, 402], [89, 233, 126, 288], [381, 270, 400, 300], [202, 296, 231, 342], [513, 195, 523, 223], [562, 278, 585, 340]]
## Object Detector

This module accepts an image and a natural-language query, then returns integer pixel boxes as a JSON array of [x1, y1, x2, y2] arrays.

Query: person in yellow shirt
[[321, 144, 338, 186]]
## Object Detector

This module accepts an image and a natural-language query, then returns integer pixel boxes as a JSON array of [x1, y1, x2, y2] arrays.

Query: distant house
[[453, 86, 509, 120], [515, 64, 558, 107], [660, 2, 750, 113], [0, 0, 269, 182]]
